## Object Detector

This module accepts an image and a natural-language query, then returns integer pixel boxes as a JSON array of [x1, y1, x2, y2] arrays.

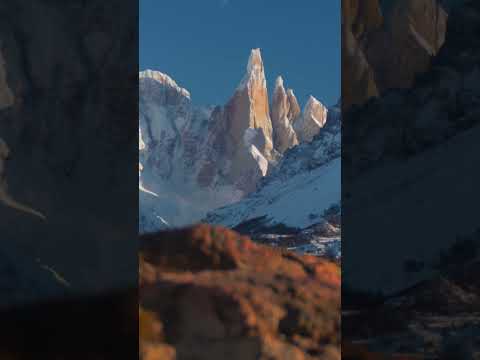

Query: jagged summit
[[270, 75, 299, 153], [303, 95, 327, 119], [247, 48, 263, 72], [139, 48, 333, 230], [237, 48, 267, 91], [274, 75, 285, 91], [305, 94, 322, 107], [139, 69, 191, 99], [294, 95, 328, 143]]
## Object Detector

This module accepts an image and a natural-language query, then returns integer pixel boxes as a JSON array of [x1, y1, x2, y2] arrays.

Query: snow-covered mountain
[[139, 49, 336, 233], [205, 104, 341, 258]]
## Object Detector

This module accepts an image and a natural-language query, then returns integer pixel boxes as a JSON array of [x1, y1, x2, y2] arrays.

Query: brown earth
[[139, 224, 341, 360]]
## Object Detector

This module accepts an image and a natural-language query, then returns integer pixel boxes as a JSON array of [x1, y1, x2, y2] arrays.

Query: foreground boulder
[[139, 225, 340, 360]]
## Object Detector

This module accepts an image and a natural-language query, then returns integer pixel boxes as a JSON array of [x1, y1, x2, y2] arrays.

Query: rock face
[[139, 225, 340, 360], [139, 70, 244, 231], [225, 49, 274, 160], [287, 89, 302, 123], [342, 0, 448, 109], [206, 103, 341, 249], [220, 49, 275, 191], [342, 0, 382, 109], [139, 48, 332, 230], [294, 96, 328, 143], [270, 76, 299, 153], [343, 0, 480, 294]]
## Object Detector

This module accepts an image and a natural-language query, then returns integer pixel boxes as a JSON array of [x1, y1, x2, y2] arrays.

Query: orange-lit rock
[[139, 225, 340, 360]]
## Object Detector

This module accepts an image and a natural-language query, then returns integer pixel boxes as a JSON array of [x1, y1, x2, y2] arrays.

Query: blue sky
[[140, 0, 340, 107]]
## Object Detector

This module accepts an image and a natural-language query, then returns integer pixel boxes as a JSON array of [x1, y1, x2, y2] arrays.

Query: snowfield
[[206, 157, 340, 229]]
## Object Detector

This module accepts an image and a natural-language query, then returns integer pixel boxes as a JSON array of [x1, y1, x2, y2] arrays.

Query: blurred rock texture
[[139, 225, 341, 360], [342, 0, 448, 109]]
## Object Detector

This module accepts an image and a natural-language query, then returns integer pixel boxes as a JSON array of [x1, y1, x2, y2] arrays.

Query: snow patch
[[248, 145, 268, 176]]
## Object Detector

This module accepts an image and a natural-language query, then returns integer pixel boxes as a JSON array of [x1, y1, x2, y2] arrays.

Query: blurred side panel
[[342, 0, 479, 358], [0, 0, 138, 357]]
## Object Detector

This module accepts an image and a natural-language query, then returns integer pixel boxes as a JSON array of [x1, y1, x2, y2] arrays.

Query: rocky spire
[[222, 48, 274, 190], [294, 95, 328, 143], [286, 89, 301, 123], [228, 49, 272, 155], [270, 76, 299, 153], [237, 48, 266, 91]]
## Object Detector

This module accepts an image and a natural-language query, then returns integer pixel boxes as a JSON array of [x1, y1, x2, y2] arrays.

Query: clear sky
[[140, 0, 340, 108]]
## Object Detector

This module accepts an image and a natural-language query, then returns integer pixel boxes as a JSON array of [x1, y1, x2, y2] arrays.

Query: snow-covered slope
[[206, 157, 340, 229], [205, 105, 341, 232]]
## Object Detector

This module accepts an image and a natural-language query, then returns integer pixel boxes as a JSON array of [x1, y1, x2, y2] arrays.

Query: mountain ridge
[[139, 49, 335, 231]]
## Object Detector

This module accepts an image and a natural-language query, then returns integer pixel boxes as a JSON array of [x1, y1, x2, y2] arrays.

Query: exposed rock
[[344, 0, 480, 179], [287, 89, 302, 122], [342, 0, 382, 109], [342, 0, 448, 109], [294, 96, 328, 143], [231, 49, 273, 156], [206, 104, 341, 245], [366, 0, 448, 92], [270, 76, 298, 153], [139, 225, 340, 360], [223, 48, 274, 187], [139, 47, 337, 230]]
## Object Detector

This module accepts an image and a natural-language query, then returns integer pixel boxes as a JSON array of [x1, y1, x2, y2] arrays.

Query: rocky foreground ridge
[[139, 225, 340, 360]]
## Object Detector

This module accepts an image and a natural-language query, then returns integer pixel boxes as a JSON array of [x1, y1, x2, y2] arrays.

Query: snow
[[248, 145, 269, 176], [206, 100, 341, 232], [207, 157, 340, 229], [274, 75, 284, 92], [139, 183, 158, 197], [139, 69, 191, 99], [139, 58, 341, 239], [289, 237, 341, 259]]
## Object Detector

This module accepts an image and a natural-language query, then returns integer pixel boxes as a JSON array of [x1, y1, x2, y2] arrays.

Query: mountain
[[270, 76, 299, 153], [139, 49, 331, 231], [205, 104, 341, 258]]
